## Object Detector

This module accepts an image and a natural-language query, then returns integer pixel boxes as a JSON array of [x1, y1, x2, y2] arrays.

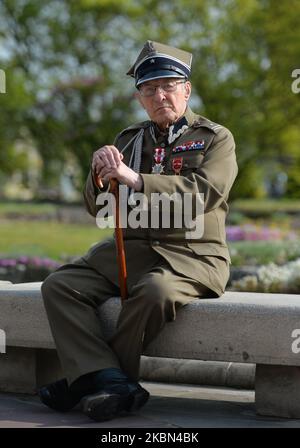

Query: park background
[[0, 0, 299, 293]]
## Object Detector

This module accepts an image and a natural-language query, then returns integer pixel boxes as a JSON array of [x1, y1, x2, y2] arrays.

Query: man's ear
[[184, 81, 192, 100]]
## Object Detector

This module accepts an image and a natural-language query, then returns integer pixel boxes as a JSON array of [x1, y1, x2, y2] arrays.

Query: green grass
[[1, 200, 300, 266], [230, 199, 300, 214], [0, 220, 113, 260], [2, 220, 299, 266]]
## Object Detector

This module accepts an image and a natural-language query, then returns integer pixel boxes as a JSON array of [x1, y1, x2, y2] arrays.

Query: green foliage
[[0, 0, 299, 198]]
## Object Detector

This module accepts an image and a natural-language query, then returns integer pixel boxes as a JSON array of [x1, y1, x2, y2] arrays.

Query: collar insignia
[[168, 116, 189, 144]]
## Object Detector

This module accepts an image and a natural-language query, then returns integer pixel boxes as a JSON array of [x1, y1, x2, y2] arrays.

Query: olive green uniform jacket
[[82, 107, 238, 297]]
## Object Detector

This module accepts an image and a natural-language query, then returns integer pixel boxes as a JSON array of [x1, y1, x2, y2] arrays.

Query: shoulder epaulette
[[118, 120, 151, 136], [193, 116, 224, 134]]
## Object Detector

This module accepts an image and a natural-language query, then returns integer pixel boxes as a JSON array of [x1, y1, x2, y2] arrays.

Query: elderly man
[[39, 41, 238, 422]]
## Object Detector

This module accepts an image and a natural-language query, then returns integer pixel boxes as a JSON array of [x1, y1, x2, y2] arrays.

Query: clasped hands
[[92, 145, 143, 191]]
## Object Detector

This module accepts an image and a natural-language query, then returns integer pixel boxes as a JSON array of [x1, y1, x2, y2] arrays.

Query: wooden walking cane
[[95, 175, 128, 302]]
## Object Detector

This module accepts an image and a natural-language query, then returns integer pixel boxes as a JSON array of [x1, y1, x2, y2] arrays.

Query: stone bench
[[0, 282, 300, 418]]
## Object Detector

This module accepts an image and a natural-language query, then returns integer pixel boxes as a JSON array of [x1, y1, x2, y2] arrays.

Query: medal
[[172, 157, 183, 175], [152, 147, 165, 174], [152, 163, 165, 174], [173, 140, 205, 153]]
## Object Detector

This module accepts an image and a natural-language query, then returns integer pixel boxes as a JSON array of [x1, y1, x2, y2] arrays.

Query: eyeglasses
[[138, 80, 186, 97]]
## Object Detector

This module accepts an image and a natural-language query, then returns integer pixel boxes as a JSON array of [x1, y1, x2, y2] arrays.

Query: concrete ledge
[[0, 282, 54, 349], [140, 357, 255, 389], [0, 347, 63, 394], [100, 294, 300, 366], [1, 282, 300, 418], [1, 283, 300, 366], [0, 282, 255, 390], [255, 364, 300, 418]]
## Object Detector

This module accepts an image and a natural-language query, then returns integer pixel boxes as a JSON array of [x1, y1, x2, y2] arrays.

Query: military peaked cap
[[127, 40, 193, 87]]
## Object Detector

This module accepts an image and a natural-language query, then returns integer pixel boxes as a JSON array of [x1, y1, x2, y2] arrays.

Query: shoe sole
[[81, 388, 149, 422], [38, 387, 79, 413], [128, 388, 150, 412]]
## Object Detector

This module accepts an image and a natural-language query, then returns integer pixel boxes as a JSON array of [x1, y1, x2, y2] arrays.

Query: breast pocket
[[167, 151, 205, 175]]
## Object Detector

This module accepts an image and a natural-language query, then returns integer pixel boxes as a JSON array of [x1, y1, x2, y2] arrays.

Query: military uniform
[[84, 106, 237, 296], [41, 42, 238, 387]]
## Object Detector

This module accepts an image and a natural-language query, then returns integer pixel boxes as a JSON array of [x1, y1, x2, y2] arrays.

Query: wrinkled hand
[[99, 160, 143, 191], [92, 145, 143, 191], [92, 145, 123, 175]]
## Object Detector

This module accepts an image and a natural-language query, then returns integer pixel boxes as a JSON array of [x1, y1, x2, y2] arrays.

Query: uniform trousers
[[41, 256, 211, 385]]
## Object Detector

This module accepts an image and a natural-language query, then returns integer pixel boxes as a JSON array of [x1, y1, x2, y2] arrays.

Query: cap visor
[[136, 70, 186, 87]]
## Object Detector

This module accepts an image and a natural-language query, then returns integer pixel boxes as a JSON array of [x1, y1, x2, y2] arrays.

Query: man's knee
[[132, 271, 175, 309], [41, 271, 67, 304]]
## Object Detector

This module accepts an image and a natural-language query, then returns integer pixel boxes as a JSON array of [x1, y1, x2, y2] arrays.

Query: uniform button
[[152, 240, 160, 246]]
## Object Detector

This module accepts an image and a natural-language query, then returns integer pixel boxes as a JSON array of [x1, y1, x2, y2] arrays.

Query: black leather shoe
[[38, 378, 81, 412], [38, 368, 150, 420], [80, 382, 150, 422]]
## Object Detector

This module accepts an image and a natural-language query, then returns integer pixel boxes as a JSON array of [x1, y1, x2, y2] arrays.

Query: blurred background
[[0, 0, 300, 292]]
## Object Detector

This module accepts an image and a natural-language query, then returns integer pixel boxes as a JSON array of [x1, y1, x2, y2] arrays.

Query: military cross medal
[[152, 147, 165, 174]]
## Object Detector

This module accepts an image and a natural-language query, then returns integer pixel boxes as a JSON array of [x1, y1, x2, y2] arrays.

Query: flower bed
[[229, 239, 300, 267], [226, 224, 297, 241], [0, 256, 61, 283], [230, 258, 300, 294]]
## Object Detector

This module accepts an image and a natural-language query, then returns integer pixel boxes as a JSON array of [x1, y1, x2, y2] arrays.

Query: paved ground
[[0, 382, 299, 429]]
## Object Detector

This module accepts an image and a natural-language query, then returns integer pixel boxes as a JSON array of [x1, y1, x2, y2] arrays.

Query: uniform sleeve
[[140, 127, 238, 214], [83, 170, 111, 217], [82, 130, 131, 217]]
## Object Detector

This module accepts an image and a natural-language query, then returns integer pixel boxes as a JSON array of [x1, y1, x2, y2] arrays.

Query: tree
[[0, 0, 138, 196], [0, 0, 299, 199]]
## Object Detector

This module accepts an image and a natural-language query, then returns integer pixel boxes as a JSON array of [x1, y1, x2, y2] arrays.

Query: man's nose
[[153, 87, 167, 100]]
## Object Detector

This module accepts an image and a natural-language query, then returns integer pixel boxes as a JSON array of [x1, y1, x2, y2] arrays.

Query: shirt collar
[[151, 106, 198, 145]]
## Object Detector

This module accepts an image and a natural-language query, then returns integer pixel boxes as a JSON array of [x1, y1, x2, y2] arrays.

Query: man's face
[[135, 78, 192, 130]]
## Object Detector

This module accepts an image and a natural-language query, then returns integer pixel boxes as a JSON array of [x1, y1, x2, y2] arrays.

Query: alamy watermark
[[0, 69, 6, 94], [96, 186, 205, 239], [291, 69, 300, 94], [0, 329, 6, 354], [291, 329, 300, 354]]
